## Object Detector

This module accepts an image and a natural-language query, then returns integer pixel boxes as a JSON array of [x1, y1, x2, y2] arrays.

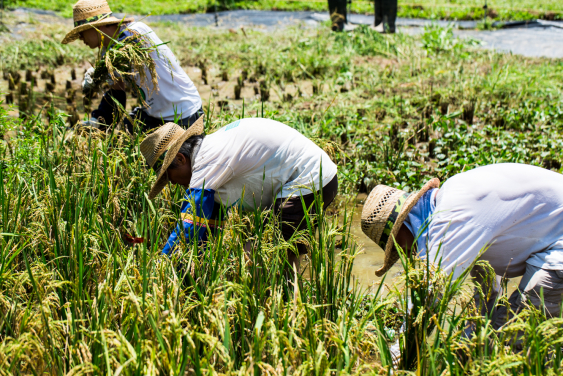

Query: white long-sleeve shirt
[[189, 118, 338, 210], [426, 163, 563, 280]]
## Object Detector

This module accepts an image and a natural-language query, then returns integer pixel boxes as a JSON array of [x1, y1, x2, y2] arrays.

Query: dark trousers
[[91, 89, 126, 126], [328, 0, 347, 31], [273, 175, 338, 255], [91, 89, 204, 133], [374, 0, 397, 33]]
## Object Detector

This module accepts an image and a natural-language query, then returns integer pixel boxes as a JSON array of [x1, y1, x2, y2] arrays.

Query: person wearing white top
[[361, 163, 563, 332], [62, 0, 203, 132], [139, 117, 338, 270]]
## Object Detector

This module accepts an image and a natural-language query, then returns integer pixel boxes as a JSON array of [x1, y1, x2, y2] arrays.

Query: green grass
[[5, 0, 563, 20], [1, 19, 563, 374]]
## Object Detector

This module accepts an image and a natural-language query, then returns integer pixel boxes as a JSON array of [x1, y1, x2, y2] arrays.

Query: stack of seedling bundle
[[198, 61, 208, 85], [234, 75, 244, 100], [5, 71, 20, 106], [4, 71, 14, 104], [18, 82, 29, 119]]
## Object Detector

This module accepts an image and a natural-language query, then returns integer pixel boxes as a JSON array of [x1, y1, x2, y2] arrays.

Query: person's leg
[[374, 0, 384, 29], [320, 175, 339, 208], [328, 0, 347, 31], [471, 264, 503, 316], [464, 264, 503, 337], [91, 89, 126, 130], [385, 0, 397, 33], [274, 194, 314, 272], [492, 264, 563, 331], [274, 175, 339, 271], [374, 0, 397, 33]]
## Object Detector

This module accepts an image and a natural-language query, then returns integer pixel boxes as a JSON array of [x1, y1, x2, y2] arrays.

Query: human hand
[[82, 67, 95, 94]]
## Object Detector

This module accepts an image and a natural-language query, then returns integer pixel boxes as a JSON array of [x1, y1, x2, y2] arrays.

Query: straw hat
[[62, 0, 134, 44], [140, 116, 205, 200], [361, 178, 440, 277]]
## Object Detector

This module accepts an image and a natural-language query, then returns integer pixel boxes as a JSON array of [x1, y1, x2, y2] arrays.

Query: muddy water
[[347, 196, 521, 295], [347, 202, 404, 289]]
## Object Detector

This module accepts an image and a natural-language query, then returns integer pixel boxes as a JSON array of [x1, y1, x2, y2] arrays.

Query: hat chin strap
[[378, 192, 410, 249], [151, 150, 168, 172]]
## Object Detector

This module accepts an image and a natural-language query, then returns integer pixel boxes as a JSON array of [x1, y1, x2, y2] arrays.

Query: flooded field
[[1, 12, 561, 373]]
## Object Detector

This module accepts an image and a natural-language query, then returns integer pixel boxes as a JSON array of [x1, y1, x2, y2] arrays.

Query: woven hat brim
[[148, 115, 205, 200], [375, 178, 440, 277], [61, 16, 135, 44]]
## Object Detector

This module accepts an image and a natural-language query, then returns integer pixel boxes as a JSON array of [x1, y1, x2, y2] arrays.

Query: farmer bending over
[[361, 163, 563, 333], [62, 0, 203, 132], [140, 116, 338, 270]]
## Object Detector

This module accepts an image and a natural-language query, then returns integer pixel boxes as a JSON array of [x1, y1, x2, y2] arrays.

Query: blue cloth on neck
[[403, 188, 438, 258]]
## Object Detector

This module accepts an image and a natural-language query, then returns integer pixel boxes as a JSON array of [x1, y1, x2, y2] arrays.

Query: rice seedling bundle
[[90, 33, 160, 105]]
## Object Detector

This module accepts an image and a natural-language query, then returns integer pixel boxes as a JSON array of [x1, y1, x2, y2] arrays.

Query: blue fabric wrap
[[403, 188, 438, 259], [118, 29, 135, 41], [162, 188, 218, 255]]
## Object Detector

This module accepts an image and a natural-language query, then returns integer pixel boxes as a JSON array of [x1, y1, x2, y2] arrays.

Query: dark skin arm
[[394, 223, 415, 256]]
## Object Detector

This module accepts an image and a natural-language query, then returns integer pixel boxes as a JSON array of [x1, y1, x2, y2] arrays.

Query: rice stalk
[[90, 30, 161, 107]]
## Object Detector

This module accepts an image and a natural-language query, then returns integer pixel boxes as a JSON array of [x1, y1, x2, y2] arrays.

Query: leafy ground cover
[[1, 16, 563, 374], [5, 0, 563, 20]]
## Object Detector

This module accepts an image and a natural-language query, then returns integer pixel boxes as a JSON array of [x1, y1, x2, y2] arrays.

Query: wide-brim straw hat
[[361, 178, 440, 277], [62, 0, 134, 44], [140, 116, 205, 200]]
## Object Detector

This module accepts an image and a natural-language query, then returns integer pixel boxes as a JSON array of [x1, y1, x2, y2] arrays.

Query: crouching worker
[[361, 163, 563, 334], [139, 116, 338, 270], [62, 0, 203, 132]]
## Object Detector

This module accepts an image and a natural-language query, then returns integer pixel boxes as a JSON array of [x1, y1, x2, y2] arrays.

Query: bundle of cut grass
[[90, 32, 160, 106]]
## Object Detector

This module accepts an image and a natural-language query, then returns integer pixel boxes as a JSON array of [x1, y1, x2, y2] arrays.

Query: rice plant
[[90, 29, 160, 104], [1, 18, 563, 375]]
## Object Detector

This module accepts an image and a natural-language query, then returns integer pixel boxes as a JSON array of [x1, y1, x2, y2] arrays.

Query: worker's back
[[429, 163, 563, 278], [190, 118, 338, 210]]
